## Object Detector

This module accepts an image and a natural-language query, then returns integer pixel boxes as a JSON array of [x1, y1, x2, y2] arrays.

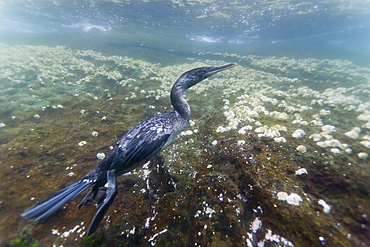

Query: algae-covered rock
[[0, 44, 369, 246]]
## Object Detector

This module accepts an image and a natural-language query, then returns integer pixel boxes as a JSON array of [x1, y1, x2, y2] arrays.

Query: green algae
[[7, 237, 38, 247], [4, 227, 39, 247], [0, 43, 369, 246]]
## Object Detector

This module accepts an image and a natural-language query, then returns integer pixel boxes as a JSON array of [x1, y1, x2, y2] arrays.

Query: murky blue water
[[1, 0, 369, 64], [0, 1, 369, 246]]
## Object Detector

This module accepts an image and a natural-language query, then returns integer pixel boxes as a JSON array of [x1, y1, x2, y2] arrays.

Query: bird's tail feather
[[21, 179, 94, 221]]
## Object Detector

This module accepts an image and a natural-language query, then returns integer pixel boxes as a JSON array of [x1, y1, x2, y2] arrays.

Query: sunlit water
[[0, 1, 369, 246]]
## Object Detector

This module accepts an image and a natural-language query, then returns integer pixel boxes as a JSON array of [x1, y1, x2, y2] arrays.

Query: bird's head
[[178, 63, 238, 89]]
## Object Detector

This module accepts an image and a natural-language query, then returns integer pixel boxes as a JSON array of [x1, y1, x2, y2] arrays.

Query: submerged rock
[[1, 44, 369, 246]]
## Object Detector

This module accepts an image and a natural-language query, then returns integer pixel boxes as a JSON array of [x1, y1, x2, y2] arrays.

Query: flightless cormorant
[[21, 62, 237, 235]]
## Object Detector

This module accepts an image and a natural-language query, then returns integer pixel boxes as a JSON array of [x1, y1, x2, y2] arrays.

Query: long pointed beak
[[205, 63, 238, 78]]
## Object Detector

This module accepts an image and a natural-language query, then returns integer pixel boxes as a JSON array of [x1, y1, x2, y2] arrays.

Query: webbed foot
[[78, 190, 95, 208], [86, 169, 118, 235]]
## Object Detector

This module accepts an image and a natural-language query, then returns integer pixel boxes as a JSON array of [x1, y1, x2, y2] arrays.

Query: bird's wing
[[110, 126, 171, 172]]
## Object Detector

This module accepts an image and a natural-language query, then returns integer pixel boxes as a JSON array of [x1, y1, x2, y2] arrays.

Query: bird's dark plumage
[[20, 62, 237, 235]]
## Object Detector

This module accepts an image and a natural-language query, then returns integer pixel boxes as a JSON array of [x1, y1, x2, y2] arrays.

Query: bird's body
[[82, 111, 185, 190], [21, 62, 237, 235]]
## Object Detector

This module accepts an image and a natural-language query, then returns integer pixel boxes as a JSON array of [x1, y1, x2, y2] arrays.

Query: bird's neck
[[170, 83, 191, 122]]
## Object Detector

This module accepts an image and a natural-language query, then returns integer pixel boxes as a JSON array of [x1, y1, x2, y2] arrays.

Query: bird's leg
[[95, 187, 108, 206], [78, 184, 99, 208], [87, 169, 118, 235]]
